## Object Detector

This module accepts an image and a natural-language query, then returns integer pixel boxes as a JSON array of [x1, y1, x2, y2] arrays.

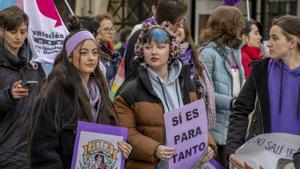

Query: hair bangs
[[143, 28, 170, 44]]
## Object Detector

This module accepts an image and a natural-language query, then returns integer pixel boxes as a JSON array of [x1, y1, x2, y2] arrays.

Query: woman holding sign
[[30, 30, 132, 169], [226, 15, 300, 169], [113, 23, 216, 169]]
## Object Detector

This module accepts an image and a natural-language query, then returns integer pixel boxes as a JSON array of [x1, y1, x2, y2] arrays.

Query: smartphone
[[21, 80, 39, 88]]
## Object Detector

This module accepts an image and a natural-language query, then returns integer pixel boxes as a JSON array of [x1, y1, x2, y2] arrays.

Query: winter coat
[[200, 42, 245, 145], [99, 42, 121, 85], [113, 62, 217, 169], [226, 58, 271, 157], [0, 40, 45, 168], [124, 29, 142, 78], [30, 75, 116, 169]]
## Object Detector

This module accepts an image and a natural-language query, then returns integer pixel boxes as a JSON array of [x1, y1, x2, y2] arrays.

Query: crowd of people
[[0, 0, 300, 169]]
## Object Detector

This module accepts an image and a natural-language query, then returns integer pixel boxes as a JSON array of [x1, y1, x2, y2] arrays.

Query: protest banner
[[71, 121, 127, 169], [164, 99, 208, 169], [23, 0, 69, 64], [235, 133, 300, 169]]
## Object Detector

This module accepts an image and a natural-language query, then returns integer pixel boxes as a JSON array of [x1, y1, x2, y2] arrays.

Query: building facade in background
[[2, 0, 298, 43]]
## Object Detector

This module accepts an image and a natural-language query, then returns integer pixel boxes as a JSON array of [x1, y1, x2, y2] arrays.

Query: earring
[[168, 57, 172, 64]]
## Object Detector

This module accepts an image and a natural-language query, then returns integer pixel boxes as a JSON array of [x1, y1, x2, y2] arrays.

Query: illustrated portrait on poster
[[71, 121, 127, 169]]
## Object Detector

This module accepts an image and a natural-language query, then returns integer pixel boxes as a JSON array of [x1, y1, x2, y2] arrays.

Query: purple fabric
[[268, 59, 300, 135], [201, 64, 216, 129], [180, 48, 193, 65], [210, 159, 225, 169], [143, 17, 155, 26], [179, 47, 216, 129], [66, 31, 95, 57], [225, 51, 239, 69], [223, 0, 242, 5], [83, 78, 101, 121]]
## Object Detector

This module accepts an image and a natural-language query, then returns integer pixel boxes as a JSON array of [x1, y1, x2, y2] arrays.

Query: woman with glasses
[[95, 13, 121, 86]]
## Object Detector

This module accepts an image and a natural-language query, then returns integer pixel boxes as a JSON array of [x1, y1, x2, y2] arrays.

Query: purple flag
[[224, 0, 242, 5], [164, 99, 208, 169]]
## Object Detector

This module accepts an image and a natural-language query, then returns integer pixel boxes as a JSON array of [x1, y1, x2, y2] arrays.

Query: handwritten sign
[[236, 133, 300, 169], [164, 99, 208, 169], [71, 121, 127, 169]]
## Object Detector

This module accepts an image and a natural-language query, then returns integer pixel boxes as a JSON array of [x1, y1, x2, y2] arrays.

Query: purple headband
[[66, 31, 96, 57]]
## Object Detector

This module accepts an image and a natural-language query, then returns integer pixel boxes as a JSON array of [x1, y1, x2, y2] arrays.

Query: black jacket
[[99, 43, 121, 85], [0, 40, 45, 168], [226, 58, 271, 156], [30, 75, 116, 169], [294, 148, 300, 169], [124, 29, 142, 78]]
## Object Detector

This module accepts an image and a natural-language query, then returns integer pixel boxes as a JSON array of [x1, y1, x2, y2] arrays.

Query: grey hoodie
[[146, 60, 184, 113], [143, 60, 183, 169]]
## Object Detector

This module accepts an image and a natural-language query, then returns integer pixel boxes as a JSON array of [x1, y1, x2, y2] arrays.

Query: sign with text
[[164, 99, 208, 169], [71, 121, 127, 169], [236, 133, 300, 169]]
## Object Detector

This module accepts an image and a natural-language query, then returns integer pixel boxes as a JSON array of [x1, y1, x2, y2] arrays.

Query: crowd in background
[[0, 0, 300, 169]]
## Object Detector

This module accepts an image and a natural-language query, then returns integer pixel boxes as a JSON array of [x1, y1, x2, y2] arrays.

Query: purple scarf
[[179, 46, 216, 128], [83, 78, 101, 121], [143, 17, 155, 26], [179, 47, 195, 76]]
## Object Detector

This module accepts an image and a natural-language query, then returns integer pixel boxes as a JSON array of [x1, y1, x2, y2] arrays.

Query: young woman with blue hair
[[114, 23, 216, 169]]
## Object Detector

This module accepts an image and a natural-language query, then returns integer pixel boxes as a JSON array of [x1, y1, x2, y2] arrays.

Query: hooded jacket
[[226, 57, 271, 156], [226, 57, 300, 157], [0, 39, 45, 168], [200, 42, 245, 145], [114, 60, 217, 169]]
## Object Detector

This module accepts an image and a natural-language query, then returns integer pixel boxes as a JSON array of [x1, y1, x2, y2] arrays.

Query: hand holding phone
[[21, 80, 39, 88]]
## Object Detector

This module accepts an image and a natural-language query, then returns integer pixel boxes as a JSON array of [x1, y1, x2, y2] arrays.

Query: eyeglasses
[[101, 27, 115, 33]]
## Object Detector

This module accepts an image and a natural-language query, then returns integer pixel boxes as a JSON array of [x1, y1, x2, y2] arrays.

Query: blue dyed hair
[[142, 28, 170, 44]]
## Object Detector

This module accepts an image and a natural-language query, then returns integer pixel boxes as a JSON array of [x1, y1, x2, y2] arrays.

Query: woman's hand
[[155, 145, 176, 161], [200, 146, 215, 164], [192, 146, 215, 168], [229, 154, 244, 169], [117, 141, 132, 159], [11, 80, 29, 99]]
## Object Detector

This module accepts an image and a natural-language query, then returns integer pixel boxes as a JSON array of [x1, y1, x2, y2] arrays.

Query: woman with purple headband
[[30, 30, 132, 169]]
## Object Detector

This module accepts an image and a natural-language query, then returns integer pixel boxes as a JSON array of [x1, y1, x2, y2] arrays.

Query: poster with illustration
[[71, 121, 127, 169]]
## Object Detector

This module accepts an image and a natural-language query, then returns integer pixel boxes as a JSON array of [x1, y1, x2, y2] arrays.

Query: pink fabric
[[200, 64, 216, 129]]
